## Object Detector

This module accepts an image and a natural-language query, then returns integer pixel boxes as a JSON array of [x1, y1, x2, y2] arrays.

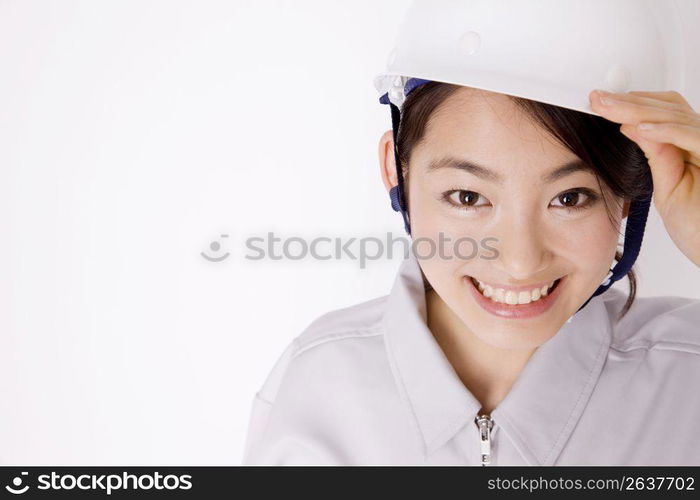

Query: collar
[[382, 251, 613, 464]]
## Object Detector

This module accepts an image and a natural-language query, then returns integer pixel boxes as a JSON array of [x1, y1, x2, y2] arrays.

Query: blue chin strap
[[379, 77, 654, 313]]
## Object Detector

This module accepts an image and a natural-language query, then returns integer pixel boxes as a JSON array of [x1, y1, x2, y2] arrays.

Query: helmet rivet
[[388, 86, 405, 107], [458, 30, 481, 55], [387, 76, 406, 107], [605, 63, 630, 93]]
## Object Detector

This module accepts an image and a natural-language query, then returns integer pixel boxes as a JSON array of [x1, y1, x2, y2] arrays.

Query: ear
[[378, 129, 398, 193]]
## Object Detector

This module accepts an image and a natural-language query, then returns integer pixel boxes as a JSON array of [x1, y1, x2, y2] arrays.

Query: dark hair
[[396, 81, 653, 320]]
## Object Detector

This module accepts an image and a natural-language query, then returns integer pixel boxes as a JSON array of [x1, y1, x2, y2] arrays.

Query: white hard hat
[[374, 0, 696, 115], [373, 0, 699, 312]]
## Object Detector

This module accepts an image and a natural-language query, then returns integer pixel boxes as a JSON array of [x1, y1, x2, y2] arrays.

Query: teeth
[[472, 277, 558, 305]]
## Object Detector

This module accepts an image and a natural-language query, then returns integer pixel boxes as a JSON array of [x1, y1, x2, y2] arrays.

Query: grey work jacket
[[242, 251, 700, 465]]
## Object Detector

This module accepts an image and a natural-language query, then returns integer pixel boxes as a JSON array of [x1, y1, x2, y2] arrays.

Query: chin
[[470, 317, 562, 350]]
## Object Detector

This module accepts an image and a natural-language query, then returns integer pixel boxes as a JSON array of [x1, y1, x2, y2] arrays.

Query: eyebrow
[[426, 156, 593, 184]]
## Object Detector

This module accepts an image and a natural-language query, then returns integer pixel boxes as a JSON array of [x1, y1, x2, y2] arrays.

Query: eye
[[441, 189, 491, 210], [550, 188, 600, 211]]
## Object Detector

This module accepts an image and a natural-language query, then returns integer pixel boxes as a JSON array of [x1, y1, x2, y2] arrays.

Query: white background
[[1, 0, 699, 465]]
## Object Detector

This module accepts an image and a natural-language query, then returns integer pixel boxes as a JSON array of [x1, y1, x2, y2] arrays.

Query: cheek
[[408, 181, 476, 246], [408, 191, 476, 268], [554, 212, 620, 271], [409, 216, 468, 294]]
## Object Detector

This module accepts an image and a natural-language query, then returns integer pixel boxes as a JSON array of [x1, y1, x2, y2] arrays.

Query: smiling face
[[389, 87, 626, 350]]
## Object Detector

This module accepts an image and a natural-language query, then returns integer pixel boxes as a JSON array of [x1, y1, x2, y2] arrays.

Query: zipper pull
[[474, 414, 494, 466]]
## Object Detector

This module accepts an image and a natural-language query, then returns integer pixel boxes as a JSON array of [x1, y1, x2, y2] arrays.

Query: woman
[[242, 0, 700, 465]]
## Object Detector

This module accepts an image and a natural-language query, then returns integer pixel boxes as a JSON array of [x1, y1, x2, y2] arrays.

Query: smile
[[465, 274, 566, 319]]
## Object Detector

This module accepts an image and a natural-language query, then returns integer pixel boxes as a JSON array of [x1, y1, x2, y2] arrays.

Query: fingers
[[635, 122, 700, 166], [627, 90, 695, 112], [589, 90, 700, 128]]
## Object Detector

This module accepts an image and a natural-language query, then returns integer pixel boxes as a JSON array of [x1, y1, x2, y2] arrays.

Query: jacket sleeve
[[240, 340, 297, 465]]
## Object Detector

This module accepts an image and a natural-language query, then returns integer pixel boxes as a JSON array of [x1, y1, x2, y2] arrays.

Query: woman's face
[[383, 87, 627, 350]]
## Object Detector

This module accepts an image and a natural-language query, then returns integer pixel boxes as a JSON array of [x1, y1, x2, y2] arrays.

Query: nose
[[490, 213, 553, 281]]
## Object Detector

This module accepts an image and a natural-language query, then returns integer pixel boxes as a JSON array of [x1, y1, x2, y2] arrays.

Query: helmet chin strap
[[380, 78, 654, 313], [575, 175, 653, 313], [383, 77, 430, 236], [387, 102, 411, 235]]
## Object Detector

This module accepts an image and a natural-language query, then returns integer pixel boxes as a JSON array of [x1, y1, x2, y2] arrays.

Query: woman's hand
[[590, 89, 700, 268]]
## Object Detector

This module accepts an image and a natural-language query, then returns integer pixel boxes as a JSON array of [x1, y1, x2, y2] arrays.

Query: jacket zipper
[[474, 414, 494, 466]]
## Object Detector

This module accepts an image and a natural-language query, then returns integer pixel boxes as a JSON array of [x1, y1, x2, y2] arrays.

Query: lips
[[465, 274, 567, 319]]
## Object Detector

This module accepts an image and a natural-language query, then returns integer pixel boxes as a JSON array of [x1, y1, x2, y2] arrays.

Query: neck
[[425, 287, 537, 414]]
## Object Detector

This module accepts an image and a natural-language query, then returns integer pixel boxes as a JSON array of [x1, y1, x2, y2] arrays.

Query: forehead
[[415, 87, 578, 170]]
